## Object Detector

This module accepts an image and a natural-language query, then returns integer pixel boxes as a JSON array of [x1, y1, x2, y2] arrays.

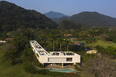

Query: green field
[[0, 46, 52, 77], [76, 40, 116, 48], [93, 40, 116, 48]]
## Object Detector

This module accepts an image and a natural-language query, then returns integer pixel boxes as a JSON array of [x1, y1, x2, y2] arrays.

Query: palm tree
[[47, 33, 56, 51], [64, 38, 71, 51], [57, 38, 63, 51]]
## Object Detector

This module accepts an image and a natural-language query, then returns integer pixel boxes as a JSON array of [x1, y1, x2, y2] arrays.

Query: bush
[[74, 65, 82, 71], [23, 62, 37, 73], [33, 56, 44, 68]]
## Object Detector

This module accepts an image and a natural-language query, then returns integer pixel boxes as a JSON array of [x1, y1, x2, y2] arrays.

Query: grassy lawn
[[0, 46, 52, 77], [93, 40, 116, 48], [76, 40, 116, 48]]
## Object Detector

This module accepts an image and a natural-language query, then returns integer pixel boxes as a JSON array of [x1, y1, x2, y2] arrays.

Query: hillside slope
[[0, 1, 58, 32], [44, 11, 70, 18], [69, 12, 116, 27], [52, 16, 69, 24], [52, 11, 116, 27]]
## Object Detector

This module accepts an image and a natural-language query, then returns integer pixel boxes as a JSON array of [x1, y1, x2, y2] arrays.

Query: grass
[[93, 40, 116, 48], [76, 40, 116, 48], [0, 46, 52, 77]]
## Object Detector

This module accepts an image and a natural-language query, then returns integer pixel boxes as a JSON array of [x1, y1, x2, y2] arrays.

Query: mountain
[[44, 11, 70, 18], [52, 16, 69, 24], [0, 1, 58, 32], [52, 11, 116, 27], [68, 11, 116, 27]]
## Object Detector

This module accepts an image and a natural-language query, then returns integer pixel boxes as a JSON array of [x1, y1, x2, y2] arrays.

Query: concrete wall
[[30, 40, 81, 65], [39, 55, 80, 64]]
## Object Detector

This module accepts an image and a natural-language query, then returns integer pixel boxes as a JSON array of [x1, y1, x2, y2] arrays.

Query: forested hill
[[52, 16, 70, 24], [53, 11, 116, 27], [69, 12, 116, 27], [0, 1, 58, 32], [44, 11, 70, 18]]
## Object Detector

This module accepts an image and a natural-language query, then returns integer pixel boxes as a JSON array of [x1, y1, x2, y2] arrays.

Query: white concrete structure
[[30, 40, 80, 66], [0, 40, 6, 43], [86, 50, 97, 54]]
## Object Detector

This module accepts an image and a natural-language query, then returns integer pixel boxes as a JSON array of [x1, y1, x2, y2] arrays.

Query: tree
[[0, 1, 58, 32], [99, 33, 109, 41], [58, 20, 79, 29], [81, 57, 116, 77], [13, 35, 27, 50], [95, 45, 105, 53], [86, 37, 97, 49], [47, 33, 55, 51], [57, 38, 63, 51], [46, 30, 63, 51], [4, 46, 22, 65], [105, 46, 116, 55], [63, 39, 71, 51], [95, 45, 116, 56]]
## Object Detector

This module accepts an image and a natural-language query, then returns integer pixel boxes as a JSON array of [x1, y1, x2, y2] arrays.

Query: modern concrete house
[[30, 40, 81, 67]]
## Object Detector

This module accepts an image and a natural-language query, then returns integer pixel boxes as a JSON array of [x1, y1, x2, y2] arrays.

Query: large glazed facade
[[30, 40, 80, 66]]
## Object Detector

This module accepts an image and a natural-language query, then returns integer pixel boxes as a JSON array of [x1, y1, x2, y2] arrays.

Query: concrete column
[[62, 63, 63, 67], [42, 63, 44, 66], [53, 42, 54, 52]]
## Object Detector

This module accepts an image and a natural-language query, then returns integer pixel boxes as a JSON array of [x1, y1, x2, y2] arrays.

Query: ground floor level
[[44, 63, 74, 68], [43, 63, 78, 73]]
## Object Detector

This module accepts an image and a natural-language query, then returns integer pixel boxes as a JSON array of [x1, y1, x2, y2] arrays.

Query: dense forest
[[0, 1, 58, 32], [52, 11, 116, 27], [52, 16, 70, 24]]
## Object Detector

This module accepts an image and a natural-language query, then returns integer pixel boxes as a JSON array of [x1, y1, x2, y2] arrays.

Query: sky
[[5, 0, 116, 18]]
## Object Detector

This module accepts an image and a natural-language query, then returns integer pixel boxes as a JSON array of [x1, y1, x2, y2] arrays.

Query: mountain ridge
[[44, 11, 70, 18], [0, 1, 58, 32], [52, 11, 116, 27], [69, 11, 116, 27]]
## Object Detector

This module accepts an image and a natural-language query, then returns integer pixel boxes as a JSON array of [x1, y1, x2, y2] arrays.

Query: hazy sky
[[6, 0, 116, 18]]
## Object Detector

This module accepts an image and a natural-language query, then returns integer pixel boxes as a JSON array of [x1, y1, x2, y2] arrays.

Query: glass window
[[66, 58, 72, 61], [48, 58, 49, 62]]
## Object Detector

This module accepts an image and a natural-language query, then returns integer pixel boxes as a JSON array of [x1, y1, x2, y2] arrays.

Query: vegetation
[[1, 27, 115, 77], [52, 11, 116, 27], [52, 16, 69, 24], [44, 11, 69, 18], [1, 1, 116, 77], [58, 20, 82, 29], [81, 56, 116, 77], [77, 40, 116, 48], [0, 44, 52, 77], [0, 1, 58, 32]]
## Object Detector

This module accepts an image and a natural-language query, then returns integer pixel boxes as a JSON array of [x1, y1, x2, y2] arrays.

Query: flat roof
[[30, 40, 80, 56]]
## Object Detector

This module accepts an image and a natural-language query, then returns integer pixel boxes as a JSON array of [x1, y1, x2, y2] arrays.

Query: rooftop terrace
[[30, 40, 79, 56]]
